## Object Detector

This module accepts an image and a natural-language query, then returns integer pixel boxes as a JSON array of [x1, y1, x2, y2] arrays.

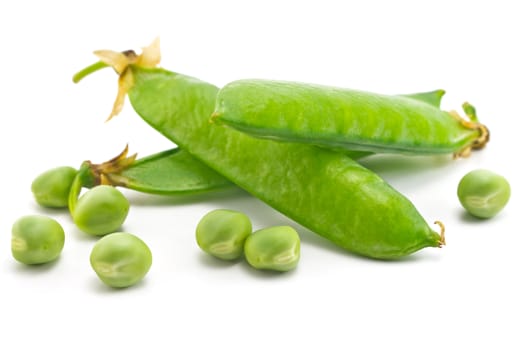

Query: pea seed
[[11, 215, 65, 265], [244, 226, 300, 272], [457, 169, 511, 219], [31, 166, 77, 208], [90, 232, 152, 288], [196, 209, 252, 260], [72, 185, 129, 236]]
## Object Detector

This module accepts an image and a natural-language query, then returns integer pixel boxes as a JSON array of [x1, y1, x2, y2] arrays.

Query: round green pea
[[72, 185, 130, 236], [31, 166, 77, 208], [196, 209, 252, 260], [244, 226, 300, 272], [90, 232, 152, 288], [457, 169, 511, 219], [11, 215, 65, 265]]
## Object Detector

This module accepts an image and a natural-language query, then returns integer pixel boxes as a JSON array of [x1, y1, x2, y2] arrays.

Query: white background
[[1, 1, 523, 349]]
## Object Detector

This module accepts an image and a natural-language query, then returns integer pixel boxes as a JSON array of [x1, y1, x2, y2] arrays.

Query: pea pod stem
[[67, 163, 91, 213], [449, 103, 490, 158], [72, 61, 109, 83]]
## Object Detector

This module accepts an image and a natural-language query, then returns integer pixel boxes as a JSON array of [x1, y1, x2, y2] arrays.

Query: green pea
[[72, 185, 129, 236], [244, 226, 300, 272], [11, 215, 65, 265], [457, 169, 511, 218], [196, 209, 252, 260], [31, 166, 77, 208], [90, 232, 152, 288]]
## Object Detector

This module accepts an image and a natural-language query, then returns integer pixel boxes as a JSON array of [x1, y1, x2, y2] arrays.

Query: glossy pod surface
[[213, 80, 486, 156], [79, 147, 366, 196], [109, 148, 233, 194], [124, 66, 442, 259]]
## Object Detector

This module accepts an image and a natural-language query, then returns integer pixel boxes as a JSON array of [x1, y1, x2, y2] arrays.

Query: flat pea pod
[[244, 226, 300, 272], [11, 215, 65, 265], [79, 146, 233, 195], [90, 232, 152, 288], [74, 41, 444, 259], [196, 209, 252, 260], [457, 169, 511, 218], [212, 79, 489, 158], [31, 166, 78, 208]]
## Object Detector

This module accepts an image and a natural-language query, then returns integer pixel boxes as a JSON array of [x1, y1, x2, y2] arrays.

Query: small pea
[[196, 209, 252, 260], [90, 232, 152, 288], [72, 185, 130, 236], [457, 169, 511, 219], [31, 166, 77, 208], [11, 215, 65, 265], [244, 226, 300, 272]]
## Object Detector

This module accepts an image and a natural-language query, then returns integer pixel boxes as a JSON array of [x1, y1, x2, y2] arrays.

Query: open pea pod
[[211, 80, 489, 158], [73, 39, 445, 259]]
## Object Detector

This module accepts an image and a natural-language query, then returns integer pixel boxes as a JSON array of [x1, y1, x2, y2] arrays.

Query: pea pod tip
[[434, 221, 446, 247]]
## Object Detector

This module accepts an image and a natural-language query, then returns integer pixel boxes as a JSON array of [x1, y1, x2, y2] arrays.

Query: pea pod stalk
[[211, 80, 489, 158], [73, 39, 445, 259]]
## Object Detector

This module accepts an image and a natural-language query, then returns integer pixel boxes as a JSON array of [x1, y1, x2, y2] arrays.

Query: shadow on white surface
[[88, 275, 150, 294], [196, 252, 243, 270], [9, 257, 62, 274]]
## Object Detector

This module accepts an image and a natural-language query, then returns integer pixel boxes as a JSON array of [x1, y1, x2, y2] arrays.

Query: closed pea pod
[[74, 39, 444, 259], [212, 80, 489, 158]]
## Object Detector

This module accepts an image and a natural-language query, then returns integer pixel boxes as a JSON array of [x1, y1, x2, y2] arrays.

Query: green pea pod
[[73, 40, 444, 259], [211, 80, 489, 158], [81, 146, 233, 195]]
